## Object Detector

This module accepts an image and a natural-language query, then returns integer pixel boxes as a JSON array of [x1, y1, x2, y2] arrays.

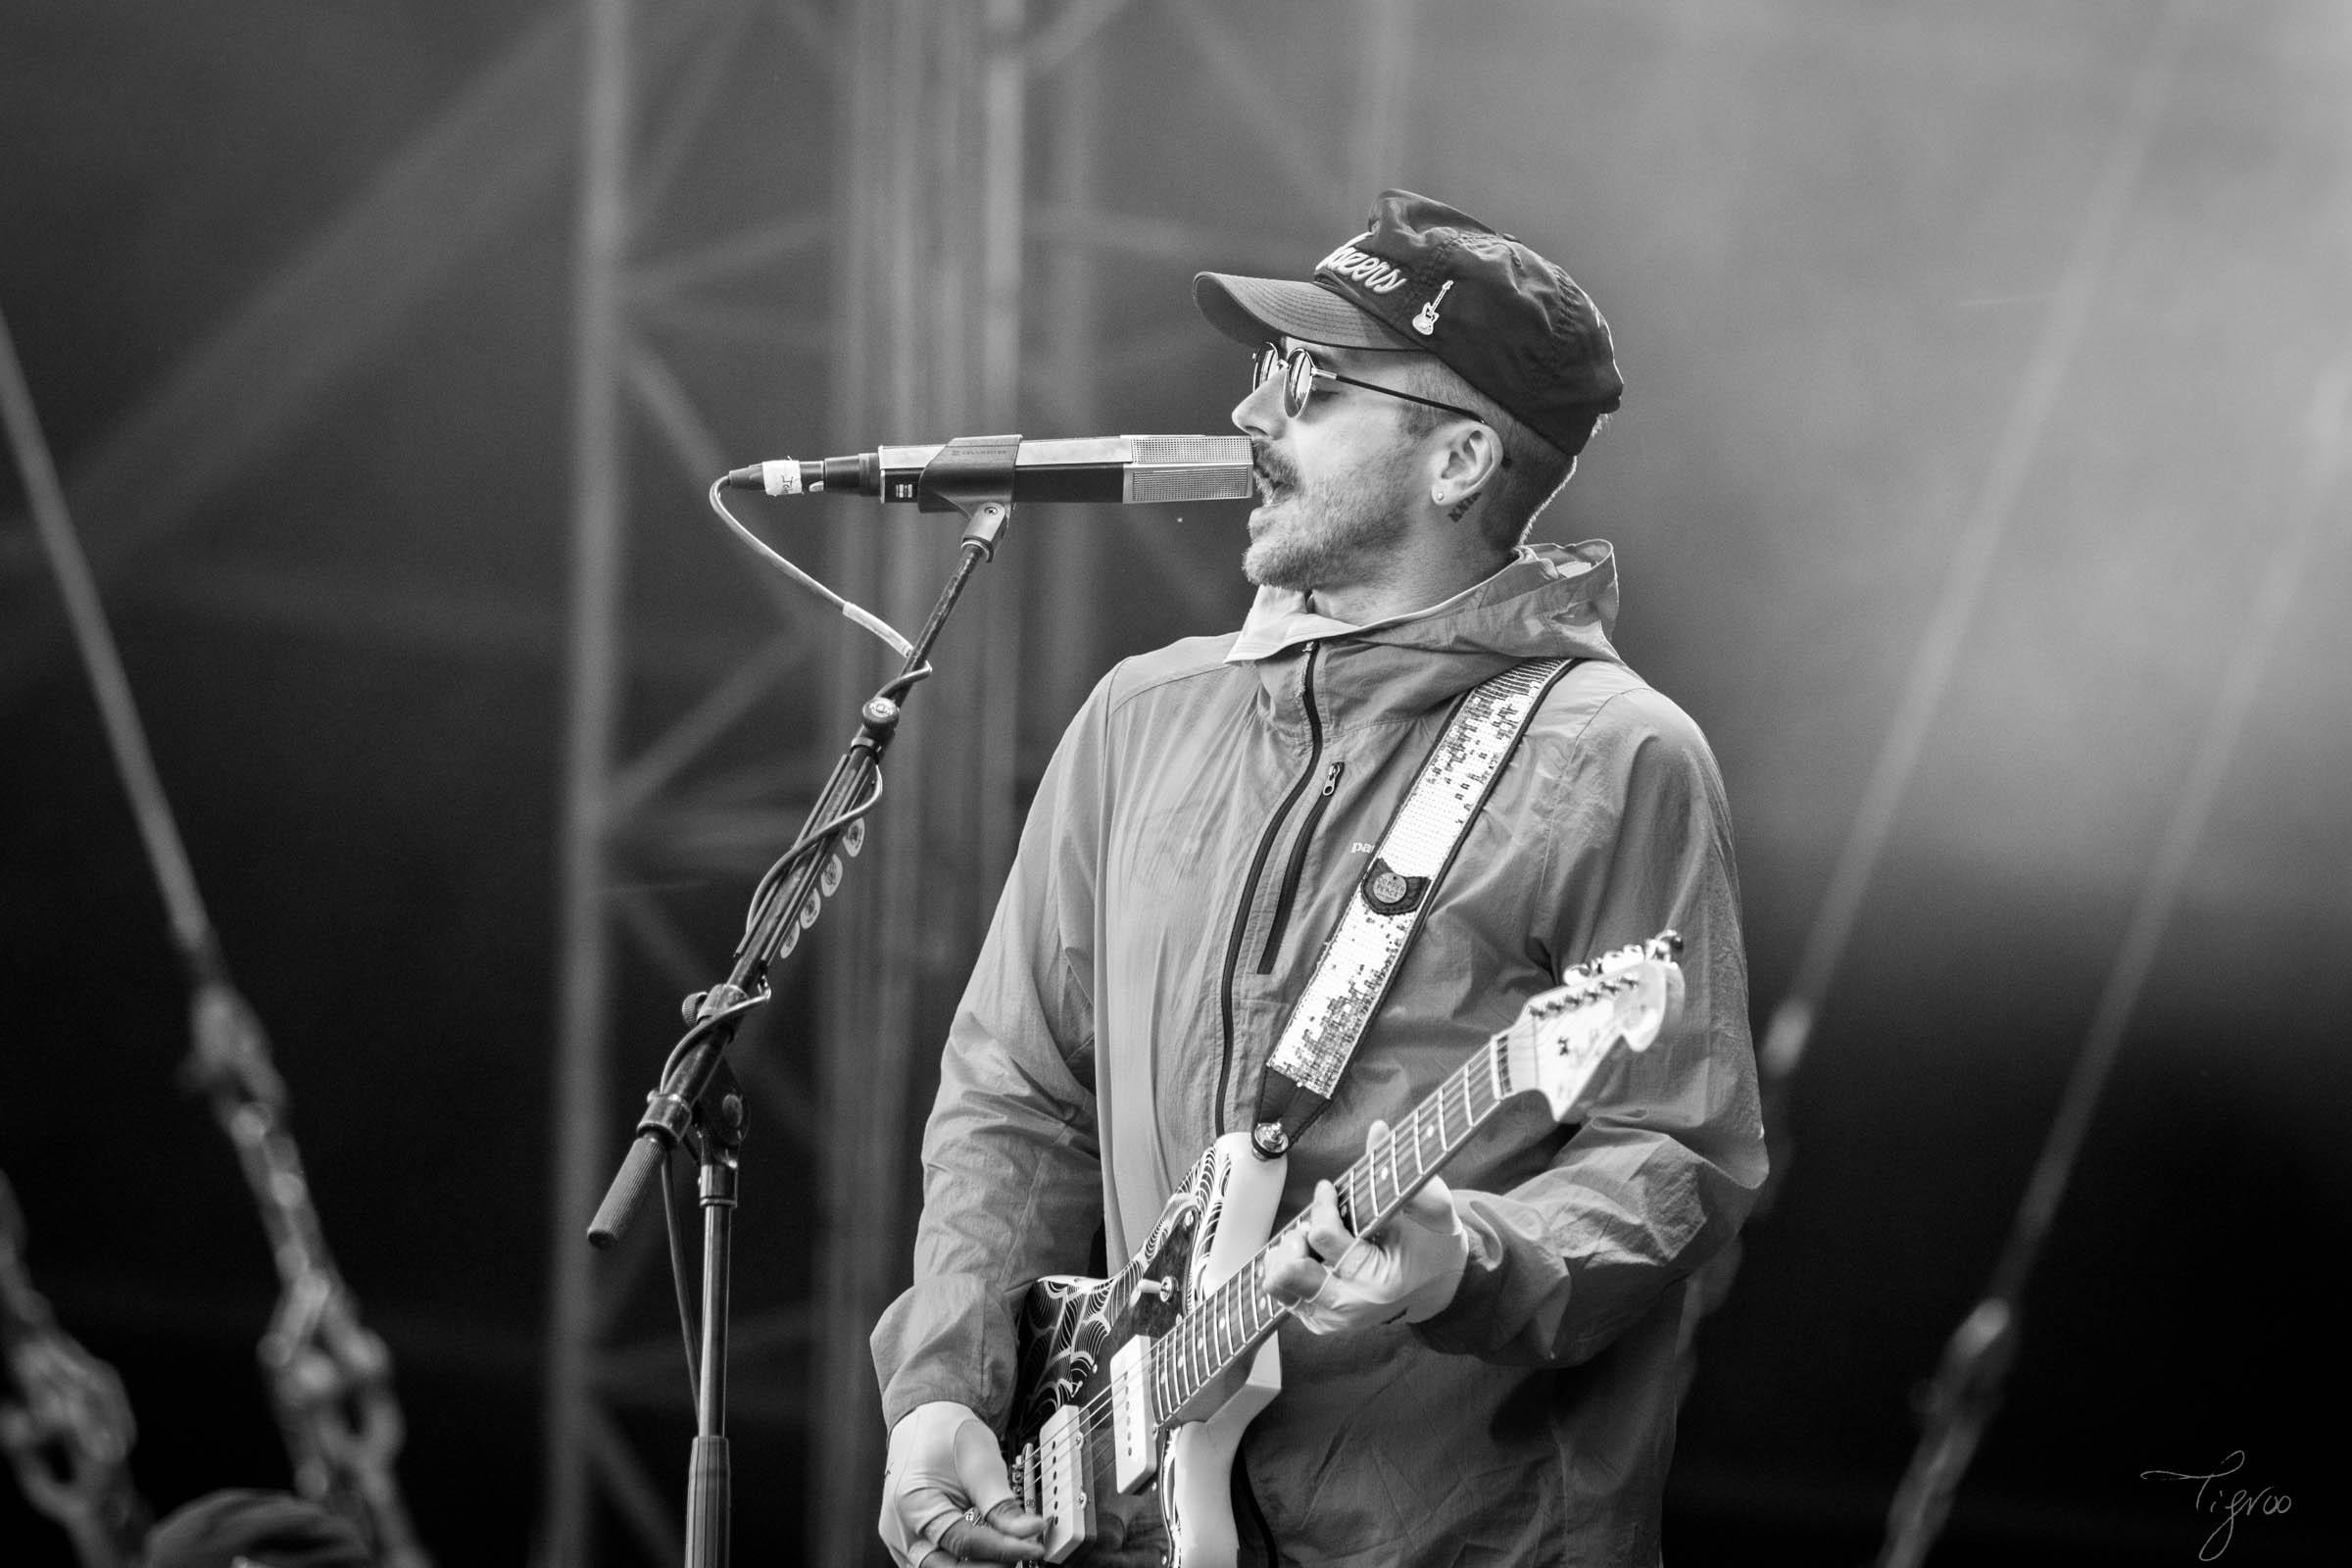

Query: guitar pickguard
[[1011, 1179, 1199, 1443]]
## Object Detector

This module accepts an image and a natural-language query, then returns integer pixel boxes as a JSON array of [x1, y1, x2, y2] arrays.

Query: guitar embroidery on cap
[[1412, 278, 1455, 335]]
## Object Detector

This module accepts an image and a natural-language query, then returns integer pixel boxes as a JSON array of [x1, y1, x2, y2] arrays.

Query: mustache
[[1250, 441, 1298, 491]]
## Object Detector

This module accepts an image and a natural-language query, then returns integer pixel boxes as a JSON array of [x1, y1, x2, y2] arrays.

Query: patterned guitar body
[[1010, 1203, 1195, 1447], [1007, 1135, 1286, 1565]]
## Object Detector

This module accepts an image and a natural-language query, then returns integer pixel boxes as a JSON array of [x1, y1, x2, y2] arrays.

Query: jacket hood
[[1229, 540, 1626, 730], [1230, 539, 1622, 662]]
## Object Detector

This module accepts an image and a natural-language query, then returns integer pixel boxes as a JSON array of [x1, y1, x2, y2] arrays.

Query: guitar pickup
[[1107, 1336, 1158, 1494], [1036, 1403, 1093, 1562]]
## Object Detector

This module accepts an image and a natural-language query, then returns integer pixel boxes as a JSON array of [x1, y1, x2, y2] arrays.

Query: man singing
[[873, 190, 1766, 1567]]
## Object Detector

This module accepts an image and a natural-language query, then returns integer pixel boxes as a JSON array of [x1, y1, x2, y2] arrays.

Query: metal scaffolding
[[542, 3, 1418, 1560], [544, 1, 848, 1558]]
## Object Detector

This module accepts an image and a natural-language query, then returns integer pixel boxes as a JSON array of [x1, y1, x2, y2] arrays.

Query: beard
[[1242, 439, 1419, 593]]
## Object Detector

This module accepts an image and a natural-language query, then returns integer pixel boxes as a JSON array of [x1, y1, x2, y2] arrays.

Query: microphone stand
[[682, 1058, 742, 1567], [588, 437, 1023, 1568]]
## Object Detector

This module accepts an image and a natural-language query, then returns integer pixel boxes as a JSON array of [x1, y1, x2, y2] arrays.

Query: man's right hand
[[877, 1401, 1048, 1567]]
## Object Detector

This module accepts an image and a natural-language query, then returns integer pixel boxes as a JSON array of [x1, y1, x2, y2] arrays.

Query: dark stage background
[[4, 2, 2346, 1564]]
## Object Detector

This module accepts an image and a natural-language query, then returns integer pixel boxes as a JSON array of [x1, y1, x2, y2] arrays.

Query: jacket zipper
[[1257, 760, 1343, 974], [1215, 642, 1324, 1135]]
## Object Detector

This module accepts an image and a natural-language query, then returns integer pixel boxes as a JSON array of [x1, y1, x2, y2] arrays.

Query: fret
[[1412, 1080, 1446, 1172]]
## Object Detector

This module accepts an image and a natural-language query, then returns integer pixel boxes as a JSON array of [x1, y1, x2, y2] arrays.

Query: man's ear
[[1432, 421, 1505, 507]]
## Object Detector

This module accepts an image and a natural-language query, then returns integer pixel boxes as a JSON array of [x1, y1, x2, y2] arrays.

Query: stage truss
[[542, 2, 1423, 1561]]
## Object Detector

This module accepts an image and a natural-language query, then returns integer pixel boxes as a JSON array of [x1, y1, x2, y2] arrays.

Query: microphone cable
[[706, 476, 913, 659]]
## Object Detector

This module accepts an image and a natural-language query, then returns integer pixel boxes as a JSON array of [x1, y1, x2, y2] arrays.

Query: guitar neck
[[1148, 1034, 1514, 1423]]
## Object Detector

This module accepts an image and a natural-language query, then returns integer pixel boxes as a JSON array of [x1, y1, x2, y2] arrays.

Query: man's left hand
[[1263, 1119, 1469, 1334]]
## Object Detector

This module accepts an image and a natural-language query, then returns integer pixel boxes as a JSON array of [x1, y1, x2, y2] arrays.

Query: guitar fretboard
[[1146, 1030, 1518, 1425]]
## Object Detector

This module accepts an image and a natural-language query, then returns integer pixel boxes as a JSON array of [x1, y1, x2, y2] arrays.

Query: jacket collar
[[1229, 540, 1623, 662], [1227, 540, 1627, 733]]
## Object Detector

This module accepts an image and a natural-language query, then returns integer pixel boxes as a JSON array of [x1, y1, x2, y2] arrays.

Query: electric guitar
[[1004, 932, 1687, 1566]]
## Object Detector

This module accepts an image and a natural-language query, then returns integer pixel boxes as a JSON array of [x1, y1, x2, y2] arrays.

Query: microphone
[[722, 434, 1254, 510]]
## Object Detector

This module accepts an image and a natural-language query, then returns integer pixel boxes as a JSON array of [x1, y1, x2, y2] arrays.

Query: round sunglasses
[[1250, 344, 1499, 447]]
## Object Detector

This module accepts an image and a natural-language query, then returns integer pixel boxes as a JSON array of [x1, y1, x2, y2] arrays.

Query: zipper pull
[[1319, 761, 1341, 795]]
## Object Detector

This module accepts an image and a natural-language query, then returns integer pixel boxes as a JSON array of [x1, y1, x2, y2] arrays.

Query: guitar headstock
[[1500, 931, 1686, 1124]]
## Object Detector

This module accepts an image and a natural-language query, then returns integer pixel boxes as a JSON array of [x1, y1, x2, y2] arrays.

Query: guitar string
[[1015, 961, 1641, 1510], [1024, 1082, 1464, 1490], [1027, 1073, 1485, 1502], [1019, 1049, 1498, 1494], [1018, 998, 1594, 1487]]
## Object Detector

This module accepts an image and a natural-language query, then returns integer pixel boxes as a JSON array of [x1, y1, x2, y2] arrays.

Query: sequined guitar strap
[[1248, 657, 1580, 1159]]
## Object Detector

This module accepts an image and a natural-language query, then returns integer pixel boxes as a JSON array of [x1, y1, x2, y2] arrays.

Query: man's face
[[1231, 338, 1427, 595]]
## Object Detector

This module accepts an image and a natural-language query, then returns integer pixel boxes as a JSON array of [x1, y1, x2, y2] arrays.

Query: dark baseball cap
[[1195, 190, 1624, 457], [143, 1489, 375, 1568]]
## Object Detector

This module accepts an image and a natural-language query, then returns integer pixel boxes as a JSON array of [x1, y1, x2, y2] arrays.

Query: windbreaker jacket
[[872, 541, 1768, 1567]]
